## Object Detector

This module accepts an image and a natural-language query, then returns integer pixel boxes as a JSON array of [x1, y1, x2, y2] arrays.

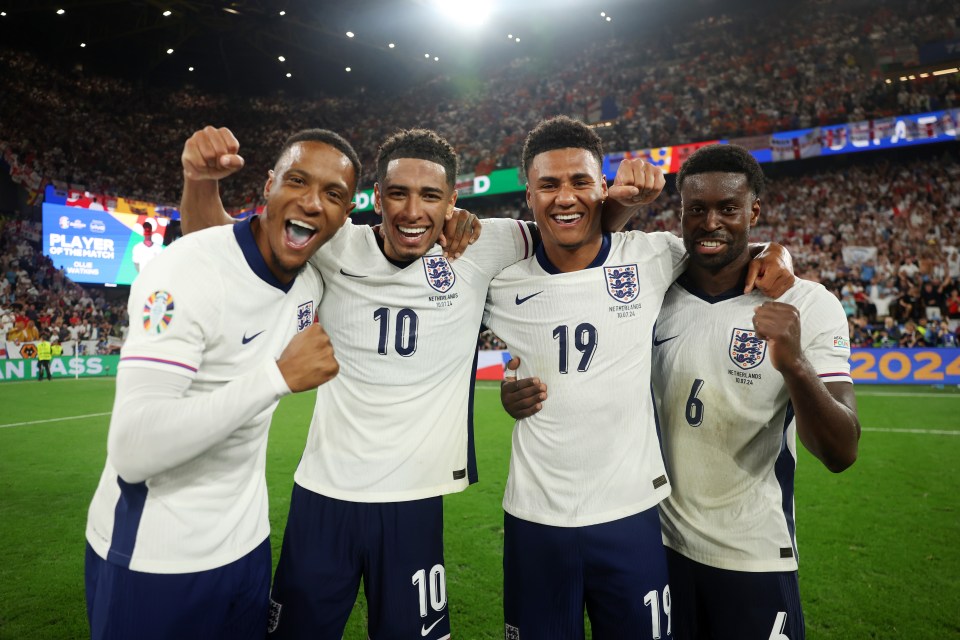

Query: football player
[[85, 129, 357, 640]]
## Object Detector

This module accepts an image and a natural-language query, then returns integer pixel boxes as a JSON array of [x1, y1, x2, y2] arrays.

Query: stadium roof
[[0, 0, 726, 96]]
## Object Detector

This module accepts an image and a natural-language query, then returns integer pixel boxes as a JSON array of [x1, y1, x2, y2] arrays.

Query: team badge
[[296, 301, 314, 333], [604, 264, 639, 303], [423, 256, 456, 293], [729, 328, 767, 369], [142, 290, 174, 334]]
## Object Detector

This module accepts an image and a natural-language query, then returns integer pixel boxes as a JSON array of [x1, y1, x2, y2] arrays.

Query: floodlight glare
[[345, 67, 351, 72], [388, 43, 395, 48], [163, 10, 172, 17], [434, 56, 439, 61], [606, 16, 612, 22], [279, 10, 286, 16], [346, 31, 355, 38], [286, 72, 292, 78], [278, 55, 286, 62], [80, 42, 86, 47], [188, 66, 194, 71], [433, 0, 492, 27], [57, 8, 65, 15], [166, 48, 174, 54]]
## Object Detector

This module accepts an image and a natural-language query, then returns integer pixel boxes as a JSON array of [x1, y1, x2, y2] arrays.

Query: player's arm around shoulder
[[745, 242, 796, 298], [458, 216, 536, 276], [752, 283, 861, 472]]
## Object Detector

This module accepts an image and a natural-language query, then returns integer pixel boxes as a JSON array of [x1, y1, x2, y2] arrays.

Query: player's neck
[[685, 256, 751, 297], [541, 235, 604, 273]]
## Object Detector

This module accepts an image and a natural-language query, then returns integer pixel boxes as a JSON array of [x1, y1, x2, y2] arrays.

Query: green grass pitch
[[0, 379, 958, 639]]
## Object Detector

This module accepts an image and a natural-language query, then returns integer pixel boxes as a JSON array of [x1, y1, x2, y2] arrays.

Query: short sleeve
[[458, 218, 535, 277], [799, 284, 853, 384]]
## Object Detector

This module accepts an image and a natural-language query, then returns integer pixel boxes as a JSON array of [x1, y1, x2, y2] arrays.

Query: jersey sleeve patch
[[142, 290, 176, 334]]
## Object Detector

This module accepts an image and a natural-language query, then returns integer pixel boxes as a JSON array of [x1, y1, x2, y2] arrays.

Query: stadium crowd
[[0, 0, 958, 210], [0, 218, 128, 355], [0, 0, 958, 356]]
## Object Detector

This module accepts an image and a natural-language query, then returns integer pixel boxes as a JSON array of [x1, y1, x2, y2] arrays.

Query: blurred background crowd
[[0, 0, 958, 354]]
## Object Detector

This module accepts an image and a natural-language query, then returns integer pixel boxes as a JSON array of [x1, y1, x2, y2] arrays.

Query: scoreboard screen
[[42, 203, 170, 285]]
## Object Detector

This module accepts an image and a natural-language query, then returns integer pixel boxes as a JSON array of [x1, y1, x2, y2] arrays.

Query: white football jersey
[[296, 217, 534, 502], [483, 231, 687, 527], [86, 219, 322, 573], [653, 277, 853, 572]]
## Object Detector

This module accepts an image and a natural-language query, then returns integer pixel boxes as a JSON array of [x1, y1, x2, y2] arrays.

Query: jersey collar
[[676, 271, 746, 303], [535, 232, 611, 275], [233, 216, 294, 293]]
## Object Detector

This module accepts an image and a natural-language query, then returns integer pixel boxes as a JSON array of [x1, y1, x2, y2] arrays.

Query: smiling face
[[680, 171, 760, 279], [374, 157, 456, 262], [525, 147, 607, 271], [256, 140, 356, 283]]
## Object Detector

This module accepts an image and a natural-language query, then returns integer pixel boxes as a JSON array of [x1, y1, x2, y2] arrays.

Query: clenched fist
[[182, 126, 245, 182], [277, 323, 340, 392]]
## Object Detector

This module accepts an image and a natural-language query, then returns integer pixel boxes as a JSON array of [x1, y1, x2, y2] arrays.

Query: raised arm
[[180, 126, 245, 234], [752, 301, 861, 473]]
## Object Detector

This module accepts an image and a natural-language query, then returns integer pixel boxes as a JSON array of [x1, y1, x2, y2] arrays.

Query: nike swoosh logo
[[242, 330, 265, 344], [653, 335, 679, 347], [421, 615, 445, 637], [340, 268, 367, 278], [515, 291, 543, 305]]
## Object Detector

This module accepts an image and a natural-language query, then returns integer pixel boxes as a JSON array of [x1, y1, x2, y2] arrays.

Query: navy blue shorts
[[85, 537, 271, 640], [268, 484, 449, 640], [666, 547, 805, 640], [503, 507, 670, 640]]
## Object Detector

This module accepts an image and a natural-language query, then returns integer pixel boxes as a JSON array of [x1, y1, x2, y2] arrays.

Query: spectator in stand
[[920, 280, 945, 321], [899, 320, 923, 348]]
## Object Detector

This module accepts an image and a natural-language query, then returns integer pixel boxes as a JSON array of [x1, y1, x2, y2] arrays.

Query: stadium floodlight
[[56, 8, 65, 15], [188, 66, 194, 71], [163, 10, 172, 17], [286, 72, 292, 78], [345, 67, 351, 72], [432, 0, 492, 27], [388, 43, 395, 48], [166, 48, 174, 54], [80, 42, 86, 48], [1, 11, 6, 16], [346, 31, 355, 38], [434, 56, 439, 61], [606, 16, 612, 22], [278, 55, 286, 62], [279, 10, 286, 16]]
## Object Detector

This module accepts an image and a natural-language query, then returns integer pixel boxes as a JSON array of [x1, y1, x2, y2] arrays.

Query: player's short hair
[[676, 144, 765, 198], [277, 129, 362, 192], [376, 129, 458, 189], [521, 116, 603, 180], [142, 220, 153, 232]]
